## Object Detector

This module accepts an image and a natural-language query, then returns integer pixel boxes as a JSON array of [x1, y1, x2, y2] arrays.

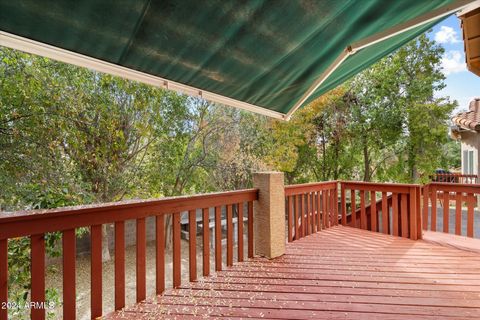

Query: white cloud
[[441, 50, 466, 75], [434, 26, 461, 44]]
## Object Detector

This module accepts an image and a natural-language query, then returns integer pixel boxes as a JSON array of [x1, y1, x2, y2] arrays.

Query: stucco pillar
[[253, 171, 285, 259]]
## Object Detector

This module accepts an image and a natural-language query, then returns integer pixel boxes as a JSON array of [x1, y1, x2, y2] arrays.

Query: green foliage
[[441, 139, 461, 170]]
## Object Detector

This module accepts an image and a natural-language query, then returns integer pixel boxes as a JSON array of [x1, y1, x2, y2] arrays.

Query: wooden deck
[[105, 226, 480, 319]]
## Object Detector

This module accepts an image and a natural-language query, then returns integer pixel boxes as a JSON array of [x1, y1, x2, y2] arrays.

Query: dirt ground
[[45, 236, 241, 320]]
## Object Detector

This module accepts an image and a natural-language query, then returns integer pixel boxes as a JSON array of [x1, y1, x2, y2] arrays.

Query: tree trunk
[[408, 145, 418, 182], [362, 135, 371, 182]]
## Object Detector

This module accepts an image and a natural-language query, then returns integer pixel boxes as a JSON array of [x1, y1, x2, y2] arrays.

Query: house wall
[[459, 130, 480, 209], [460, 131, 480, 175]]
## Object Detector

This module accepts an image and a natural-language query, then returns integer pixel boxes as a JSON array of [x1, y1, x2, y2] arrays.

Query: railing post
[[409, 186, 423, 240], [253, 172, 285, 259]]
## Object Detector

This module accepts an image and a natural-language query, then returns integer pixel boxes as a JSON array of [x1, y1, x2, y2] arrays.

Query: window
[[463, 150, 475, 174]]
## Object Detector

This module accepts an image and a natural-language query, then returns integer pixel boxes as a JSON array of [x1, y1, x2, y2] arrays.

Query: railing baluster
[[311, 192, 316, 232], [156, 215, 165, 294], [136, 218, 146, 302], [431, 185, 437, 231], [318, 192, 322, 229], [247, 201, 254, 258], [215, 206, 222, 271], [311, 192, 315, 232], [330, 189, 335, 226], [467, 193, 475, 238], [381, 192, 388, 234], [287, 196, 293, 242], [370, 191, 377, 232], [334, 186, 339, 226], [305, 192, 312, 235], [360, 190, 366, 230], [172, 213, 181, 288], [299, 194, 305, 236], [422, 186, 429, 231], [328, 189, 332, 227], [237, 203, 244, 262], [114, 221, 125, 310], [333, 189, 337, 227], [409, 187, 418, 240], [400, 195, 408, 238], [63, 229, 76, 319], [392, 193, 399, 236], [294, 195, 300, 239], [90, 225, 102, 319], [31, 234, 45, 320], [226, 205, 233, 267], [317, 191, 322, 230], [443, 191, 449, 233], [341, 185, 346, 226], [0, 239, 6, 320], [416, 187, 422, 240], [202, 208, 210, 276], [307, 192, 311, 232], [322, 190, 326, 228], [455, 192, 462, 236], [188, 210, 197, 282], [350, 190, 356, 228], [306, 193, 310, 232], [325, 190, 332, 228]]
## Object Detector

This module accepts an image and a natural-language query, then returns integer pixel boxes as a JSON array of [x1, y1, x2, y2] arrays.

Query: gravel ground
[[45, 235, 242, 320]]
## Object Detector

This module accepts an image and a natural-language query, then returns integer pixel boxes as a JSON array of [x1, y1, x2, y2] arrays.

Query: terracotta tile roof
[[452, 98, 480, 131]]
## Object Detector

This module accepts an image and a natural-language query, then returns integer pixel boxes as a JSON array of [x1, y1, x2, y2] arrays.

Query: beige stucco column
[[253, 171, 285, 259]]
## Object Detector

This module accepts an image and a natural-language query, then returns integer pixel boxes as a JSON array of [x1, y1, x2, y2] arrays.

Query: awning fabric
[[0, 0, 471, 119]]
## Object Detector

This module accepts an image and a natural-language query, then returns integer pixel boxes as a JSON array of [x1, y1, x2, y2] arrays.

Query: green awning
[[0, 1, 475, 120]]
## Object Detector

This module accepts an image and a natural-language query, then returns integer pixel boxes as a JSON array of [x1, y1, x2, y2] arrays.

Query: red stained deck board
[[165, 288, 480, 308], [138, 296, 480, 318], [104, 226, 480, 320]]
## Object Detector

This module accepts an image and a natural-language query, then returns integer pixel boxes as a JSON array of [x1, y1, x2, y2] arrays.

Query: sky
[[427, 15, 479, 113]]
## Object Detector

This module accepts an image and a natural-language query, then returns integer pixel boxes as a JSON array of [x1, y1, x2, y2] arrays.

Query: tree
[[209, 107, 270, 190], [265, 34, 456, 184], [0, 48, 80, 210]]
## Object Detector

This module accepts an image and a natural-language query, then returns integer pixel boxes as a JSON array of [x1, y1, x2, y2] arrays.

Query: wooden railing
[[432, 173, 478, 184], [340, 181, 422, 240], [0, 189, 257, 320], [423, 183, 479, 238], [284, 181, 338, 242]]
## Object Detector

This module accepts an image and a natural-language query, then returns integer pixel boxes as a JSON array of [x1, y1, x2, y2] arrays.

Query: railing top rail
[[341, 180, 420, 187], [435, 173, 478, 177], [285, 181, 337, 196], [0, 188, 258, 239], [425, 182, 480, 193], [341, 180, 420, 193]]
